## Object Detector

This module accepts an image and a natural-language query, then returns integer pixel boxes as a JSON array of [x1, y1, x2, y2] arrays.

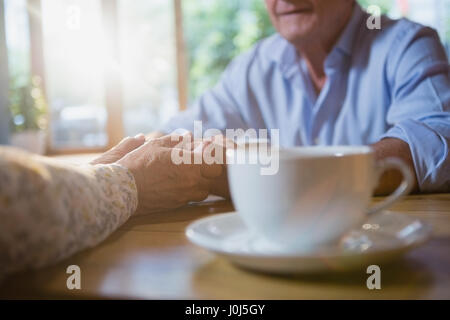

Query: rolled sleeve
[[380, 118, 450, 192], [382, 25, 450, 192]]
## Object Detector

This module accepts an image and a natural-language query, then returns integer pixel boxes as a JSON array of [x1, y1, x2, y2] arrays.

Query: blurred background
[[0, 0, 449, 154]]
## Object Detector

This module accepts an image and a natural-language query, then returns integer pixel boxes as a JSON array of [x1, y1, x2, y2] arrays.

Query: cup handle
[[366, 157, 415, 216]]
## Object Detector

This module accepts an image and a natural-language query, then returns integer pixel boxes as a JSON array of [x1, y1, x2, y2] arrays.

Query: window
[[42, 0, 107, 149], [3, 0, 181, 153], [118, 0, 178, 137], [4, 0, 33, 135]]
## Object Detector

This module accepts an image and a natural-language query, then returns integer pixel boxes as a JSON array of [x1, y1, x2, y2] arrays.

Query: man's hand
[[371, 138, 419, 195], [201, 135, 235, 198], [147, 132, 233, 198], [117, 134, 223, 215]]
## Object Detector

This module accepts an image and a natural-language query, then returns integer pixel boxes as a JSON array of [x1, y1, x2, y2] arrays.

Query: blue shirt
[[161, 4, 450, 192]]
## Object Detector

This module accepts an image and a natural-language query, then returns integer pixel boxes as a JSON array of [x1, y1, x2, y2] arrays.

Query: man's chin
[[277, 21, 316, 43], [279, 30, 314, 45]]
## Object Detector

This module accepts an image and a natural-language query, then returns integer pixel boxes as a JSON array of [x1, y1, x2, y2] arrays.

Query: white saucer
[[185, 211, 432, 274]]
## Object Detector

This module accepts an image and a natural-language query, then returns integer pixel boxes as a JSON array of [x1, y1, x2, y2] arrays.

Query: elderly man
[[151, 0, 450, 194]]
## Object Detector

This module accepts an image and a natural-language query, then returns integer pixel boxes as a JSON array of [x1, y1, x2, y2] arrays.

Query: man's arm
[[379, 25, 450, 192], [155, 49, 255, 136], [205, 137, 421, 199]]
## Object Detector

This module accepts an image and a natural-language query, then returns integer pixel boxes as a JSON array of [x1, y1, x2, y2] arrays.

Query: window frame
[[18, 0, 187, 155], [0, 0, 10, 144]]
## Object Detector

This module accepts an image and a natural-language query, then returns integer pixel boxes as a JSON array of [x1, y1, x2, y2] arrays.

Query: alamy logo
[[366, 5, 382, 30], [66, 5, 81, 31], [66, 265, 81, 290], [366, 265, 381, 290], [169, 121, 280, 175]]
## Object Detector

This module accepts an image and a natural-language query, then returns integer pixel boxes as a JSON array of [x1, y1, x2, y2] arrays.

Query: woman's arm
[[0, 134, 223, 279], [0, 146, 139, 278]]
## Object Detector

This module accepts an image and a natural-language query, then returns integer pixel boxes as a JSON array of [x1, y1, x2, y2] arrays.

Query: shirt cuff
[[379, 119, 450, 192]]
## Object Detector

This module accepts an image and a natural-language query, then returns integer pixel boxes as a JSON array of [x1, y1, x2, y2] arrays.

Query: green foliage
[[9, 76, 47, 133], [183, 0, 274, 101]]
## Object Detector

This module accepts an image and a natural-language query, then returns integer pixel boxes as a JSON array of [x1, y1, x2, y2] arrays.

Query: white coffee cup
[[226, 145, 414, 252]]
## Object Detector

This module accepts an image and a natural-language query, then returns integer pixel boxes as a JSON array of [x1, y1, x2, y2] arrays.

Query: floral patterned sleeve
[[0, 146, 138, 279]]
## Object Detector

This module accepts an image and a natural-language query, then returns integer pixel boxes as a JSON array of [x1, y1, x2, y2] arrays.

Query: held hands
[[93, 133, 228, 215], [92, 134, 419, 214]]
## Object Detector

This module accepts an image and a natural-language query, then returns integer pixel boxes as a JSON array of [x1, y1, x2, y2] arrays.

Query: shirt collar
[[265, 34, 298, 77], [333, 3, 365, 57]]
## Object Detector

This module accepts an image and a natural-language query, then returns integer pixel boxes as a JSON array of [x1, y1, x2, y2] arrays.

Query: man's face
[[265, 0, 353, 45]]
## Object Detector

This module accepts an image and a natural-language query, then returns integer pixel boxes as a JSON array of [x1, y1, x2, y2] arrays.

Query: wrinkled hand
[[90, 134, 146, 165], [163, 133, 235, 198], [117, 134, 223, 215], [200, 135, 235, 198]]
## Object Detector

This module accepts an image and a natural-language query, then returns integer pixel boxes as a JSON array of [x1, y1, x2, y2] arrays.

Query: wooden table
[[0, 150, 449, 299], [1, 191, 449, 299]]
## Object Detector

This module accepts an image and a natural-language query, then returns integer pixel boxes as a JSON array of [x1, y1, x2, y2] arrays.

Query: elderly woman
[[0, 134, 223, 279]]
